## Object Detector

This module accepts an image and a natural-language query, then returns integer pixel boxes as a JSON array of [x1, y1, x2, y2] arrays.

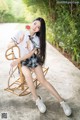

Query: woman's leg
[[21, 66, 47, 113], [21, 66, 38, 100], [34, 65, 63, 102], [34, 65, 72, 116]]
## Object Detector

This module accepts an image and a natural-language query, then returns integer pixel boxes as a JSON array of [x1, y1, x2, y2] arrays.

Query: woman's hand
[[10, 58, 20, 68]]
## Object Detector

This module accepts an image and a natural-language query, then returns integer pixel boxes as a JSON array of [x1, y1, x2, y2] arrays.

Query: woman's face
[[31, 20, 41, 33]]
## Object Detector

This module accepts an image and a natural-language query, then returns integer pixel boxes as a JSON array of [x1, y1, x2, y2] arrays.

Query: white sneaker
[[36, 96, 46, 113], [60, 101, 72, 116]]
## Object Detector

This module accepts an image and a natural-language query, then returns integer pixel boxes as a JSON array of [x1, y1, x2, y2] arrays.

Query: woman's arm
[[7, 30, 24, 49], [19, 48, 36, 62], [10, 48, 37, 67]]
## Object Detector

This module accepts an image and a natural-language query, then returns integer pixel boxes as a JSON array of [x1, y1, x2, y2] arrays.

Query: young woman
[[8, 17, 72, 116]]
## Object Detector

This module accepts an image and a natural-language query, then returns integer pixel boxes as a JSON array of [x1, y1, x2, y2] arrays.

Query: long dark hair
[[33, 17, 46, 65]]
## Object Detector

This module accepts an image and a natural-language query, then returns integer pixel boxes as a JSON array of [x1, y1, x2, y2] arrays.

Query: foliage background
[[0, 0, 80, 65]]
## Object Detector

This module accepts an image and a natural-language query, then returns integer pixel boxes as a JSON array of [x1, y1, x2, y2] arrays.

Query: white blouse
[[11, 30, 40, 57]]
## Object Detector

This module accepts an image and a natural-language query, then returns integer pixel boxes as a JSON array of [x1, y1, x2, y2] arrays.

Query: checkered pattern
[[21, 54, 40, 68]]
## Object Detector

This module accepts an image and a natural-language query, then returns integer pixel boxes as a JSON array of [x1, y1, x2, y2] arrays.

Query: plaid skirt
[[21, 54, 40, 68]]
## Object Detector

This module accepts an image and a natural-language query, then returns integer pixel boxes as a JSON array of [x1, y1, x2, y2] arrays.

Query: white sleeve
[[11, 30, 24, 44]]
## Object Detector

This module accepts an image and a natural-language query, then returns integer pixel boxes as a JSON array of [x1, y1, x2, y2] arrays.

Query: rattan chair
[[5, 45, 49, 96]]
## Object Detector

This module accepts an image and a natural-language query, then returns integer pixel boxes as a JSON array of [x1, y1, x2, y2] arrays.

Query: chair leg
[[5, 67, 49, 96]]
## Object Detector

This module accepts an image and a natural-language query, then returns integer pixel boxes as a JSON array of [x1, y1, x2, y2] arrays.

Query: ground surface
[[0, 23, 80, 120]]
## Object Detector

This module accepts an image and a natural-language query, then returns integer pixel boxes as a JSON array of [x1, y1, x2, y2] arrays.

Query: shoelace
[[61, 102, 69, 111], [36, 97, 43, 105]]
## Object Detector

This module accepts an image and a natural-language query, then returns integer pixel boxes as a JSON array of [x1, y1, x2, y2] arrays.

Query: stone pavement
[[0, 23, 80, 120]]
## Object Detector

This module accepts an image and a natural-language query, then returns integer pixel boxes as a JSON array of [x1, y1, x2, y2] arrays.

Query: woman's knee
[[39, 78, 46, 85]]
